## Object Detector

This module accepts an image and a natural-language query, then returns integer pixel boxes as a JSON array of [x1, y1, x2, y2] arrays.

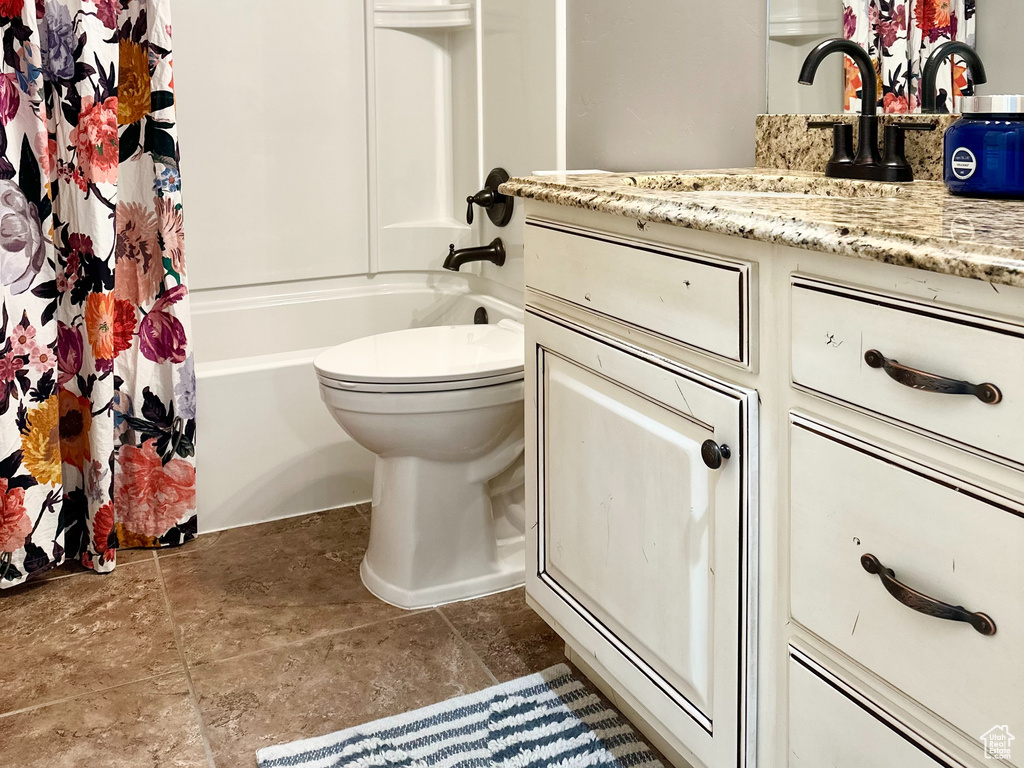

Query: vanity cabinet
[[525, 222, 757, 768], [519, 201, 1024, 768]]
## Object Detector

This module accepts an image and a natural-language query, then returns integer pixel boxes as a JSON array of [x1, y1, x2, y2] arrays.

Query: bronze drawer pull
[[864, 349, 1001, 404], [861, 554, 996, 636]]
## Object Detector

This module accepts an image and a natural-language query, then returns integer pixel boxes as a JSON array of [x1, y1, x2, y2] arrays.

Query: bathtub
[[192, 272, 523, 533]]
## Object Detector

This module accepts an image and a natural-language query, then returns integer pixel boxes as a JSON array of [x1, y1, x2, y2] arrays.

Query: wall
[[566, 0, 768, 172], [767, 0, 842, 115], [174, 0, 369, 290], [976, 3, 1024, 95], [176, 0, 563, 297], [171, 0, 374, 531]]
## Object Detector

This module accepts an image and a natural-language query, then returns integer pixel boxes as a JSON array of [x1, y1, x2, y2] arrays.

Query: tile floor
[[0, 503, 570, 767]]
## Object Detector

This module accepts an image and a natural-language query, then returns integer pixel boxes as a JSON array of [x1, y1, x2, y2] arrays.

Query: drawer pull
[[864, 349, 1001, 404], [860, 554, 996, 636]]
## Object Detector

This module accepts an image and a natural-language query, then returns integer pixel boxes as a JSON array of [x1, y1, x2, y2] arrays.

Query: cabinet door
[[525, 311, 758, 768]]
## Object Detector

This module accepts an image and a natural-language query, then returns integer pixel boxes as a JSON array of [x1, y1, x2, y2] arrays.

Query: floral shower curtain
[[843, 0, 976, 113], [0, 0, 195, 588]]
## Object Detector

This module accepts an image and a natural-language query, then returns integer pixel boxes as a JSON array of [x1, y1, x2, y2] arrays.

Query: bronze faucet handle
[[465, 168, 513, 227], [892, 121, 938, 132], [807, 121, 855, 170]]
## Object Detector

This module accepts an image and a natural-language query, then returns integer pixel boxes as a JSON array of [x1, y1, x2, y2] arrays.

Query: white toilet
[[314, 320, 527, 609]]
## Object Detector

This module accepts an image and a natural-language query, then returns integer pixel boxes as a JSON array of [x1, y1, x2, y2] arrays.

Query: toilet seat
[[315, 323, 524, 394]]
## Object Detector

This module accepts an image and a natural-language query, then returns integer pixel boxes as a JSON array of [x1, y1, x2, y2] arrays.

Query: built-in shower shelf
[[374, 3, 472, 30], [769, 14, 840, 42]]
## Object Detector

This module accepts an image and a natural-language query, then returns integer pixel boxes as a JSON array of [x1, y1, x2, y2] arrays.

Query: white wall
[[565, 0, 768, 172], [768, 35, 843, 114], [766, 0, 841, 114], [371, 1, 564, 285], [976, 2, 1024, 95], [767, 0, 842, 114], [176, 0, 563, 297], [174, 0, 370, 290]]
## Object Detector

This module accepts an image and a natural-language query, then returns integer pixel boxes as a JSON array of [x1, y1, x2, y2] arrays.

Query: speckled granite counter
[[501, 168, 1024, 289]]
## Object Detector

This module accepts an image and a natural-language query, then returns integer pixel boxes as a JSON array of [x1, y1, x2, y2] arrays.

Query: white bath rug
[[256, 663, 664, 767]]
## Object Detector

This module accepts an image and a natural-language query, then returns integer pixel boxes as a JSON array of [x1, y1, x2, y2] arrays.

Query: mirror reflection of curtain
[[843, 0, 976, 113]]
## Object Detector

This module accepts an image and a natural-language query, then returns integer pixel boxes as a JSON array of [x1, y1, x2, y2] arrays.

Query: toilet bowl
[[314, 321, 526, 609]]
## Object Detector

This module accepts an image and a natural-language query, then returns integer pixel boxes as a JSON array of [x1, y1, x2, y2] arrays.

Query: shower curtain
[[843, 0, 976, 113], [0, 0, 195, 588]]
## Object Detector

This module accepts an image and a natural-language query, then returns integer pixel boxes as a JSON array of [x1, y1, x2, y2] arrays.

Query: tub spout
[[443, 238, 506, 272]]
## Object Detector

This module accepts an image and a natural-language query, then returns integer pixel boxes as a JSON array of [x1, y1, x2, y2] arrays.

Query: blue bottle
[[944, 95, 1024, 198]]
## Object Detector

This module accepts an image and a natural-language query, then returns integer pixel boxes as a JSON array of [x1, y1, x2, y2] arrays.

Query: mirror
[[768, 1, 1024, 114]]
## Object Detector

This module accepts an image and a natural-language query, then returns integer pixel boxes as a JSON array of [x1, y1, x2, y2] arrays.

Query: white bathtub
[[192, 273, 523, 533]]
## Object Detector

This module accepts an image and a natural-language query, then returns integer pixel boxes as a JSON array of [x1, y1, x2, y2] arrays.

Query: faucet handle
[[808, 121, 855, 170], [465, 168, 514, 227], [882, 125, 909, 172], [880, 123, 935, 182], [892, 121, 937, 132], [466, 191, 494, 225]]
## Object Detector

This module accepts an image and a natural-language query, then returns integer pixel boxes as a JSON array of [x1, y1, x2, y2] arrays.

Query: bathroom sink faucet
[[800, 38, 880, 169], [443, 238, 506, 271], [921, 42, 987, 114], [799, 38, 934, 183]]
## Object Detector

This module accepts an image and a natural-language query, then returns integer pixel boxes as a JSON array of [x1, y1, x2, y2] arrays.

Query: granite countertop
[[501, 168, 1024, 289]]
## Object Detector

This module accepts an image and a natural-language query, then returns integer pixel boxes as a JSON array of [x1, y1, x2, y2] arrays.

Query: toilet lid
[[314, 324, 524, 387]]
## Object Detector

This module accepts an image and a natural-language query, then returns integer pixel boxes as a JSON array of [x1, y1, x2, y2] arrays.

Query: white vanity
[[505, 171, 1024, 768]]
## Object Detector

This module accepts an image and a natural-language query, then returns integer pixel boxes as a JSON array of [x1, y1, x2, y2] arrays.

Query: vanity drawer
[[790, 415, 1024, 752], [788, 649, 965, 768], [791, 277, 1024, 467], [526, 220, 751, 364]]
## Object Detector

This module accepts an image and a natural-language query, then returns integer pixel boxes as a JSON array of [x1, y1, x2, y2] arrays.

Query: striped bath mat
[[256, 663, 664, 767]]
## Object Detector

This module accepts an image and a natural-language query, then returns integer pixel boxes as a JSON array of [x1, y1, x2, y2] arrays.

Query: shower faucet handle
[[466, 190, 495, 225], [465, 167, 514, 227]]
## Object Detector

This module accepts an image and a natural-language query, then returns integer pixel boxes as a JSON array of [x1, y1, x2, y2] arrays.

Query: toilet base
[[360, 544, 524, 609], [359, 452, 526, 610]]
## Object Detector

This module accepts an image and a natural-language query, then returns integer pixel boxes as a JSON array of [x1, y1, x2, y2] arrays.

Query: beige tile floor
[[0, 503, 569, 768]]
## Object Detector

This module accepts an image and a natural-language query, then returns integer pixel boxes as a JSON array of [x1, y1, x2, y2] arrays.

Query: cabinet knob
[[701, 439, 731, 470]]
